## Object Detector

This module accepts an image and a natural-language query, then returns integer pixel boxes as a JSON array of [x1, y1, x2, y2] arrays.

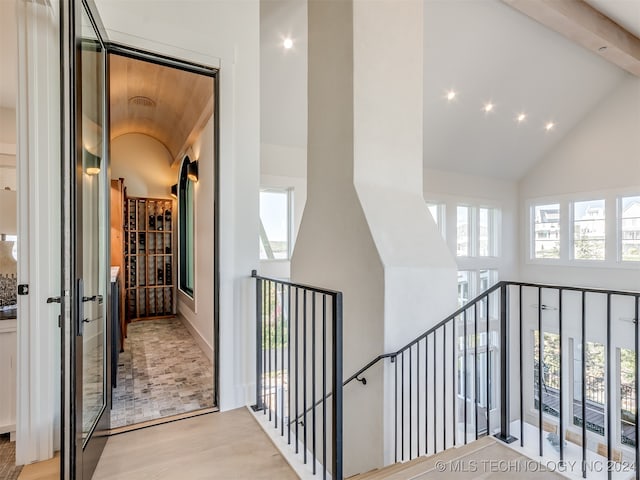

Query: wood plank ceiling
[[109, 54, 214, 162]]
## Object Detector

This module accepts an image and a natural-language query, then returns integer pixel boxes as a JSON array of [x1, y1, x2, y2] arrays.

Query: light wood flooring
[[17, 408, 297, 480], [18, 454, 59, 480], [93, 407, 297, 479]]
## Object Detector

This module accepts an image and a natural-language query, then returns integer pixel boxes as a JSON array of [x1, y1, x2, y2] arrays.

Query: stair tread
[[349, 436, 497, 480]]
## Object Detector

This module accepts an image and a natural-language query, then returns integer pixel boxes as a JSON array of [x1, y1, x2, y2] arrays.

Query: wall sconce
[[187, 161, 199, 182], [84, 149, 101, 175], [171, 184, 178, 199]]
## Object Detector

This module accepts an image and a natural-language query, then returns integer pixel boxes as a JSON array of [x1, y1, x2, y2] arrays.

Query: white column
[[293, 0, 457, 474], [16, 0, 61, 465]]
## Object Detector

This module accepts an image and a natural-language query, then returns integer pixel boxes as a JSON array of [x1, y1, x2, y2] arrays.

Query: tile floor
[[110, 317, 214, 428]]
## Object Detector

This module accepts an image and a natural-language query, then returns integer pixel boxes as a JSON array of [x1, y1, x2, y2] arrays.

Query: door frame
[[103, 43, 221, 409]]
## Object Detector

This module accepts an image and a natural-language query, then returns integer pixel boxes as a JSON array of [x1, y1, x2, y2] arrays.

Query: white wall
[[424, 167, 520, 282], [177, 116, 215, 362], [94, 0, 260, 410], [110, 133, 174, 199], [259, 143, 306, 279], [519, 75, 640, 291]]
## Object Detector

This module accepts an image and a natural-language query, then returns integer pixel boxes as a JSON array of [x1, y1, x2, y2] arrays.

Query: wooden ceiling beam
[[502, 0, 640, 77]]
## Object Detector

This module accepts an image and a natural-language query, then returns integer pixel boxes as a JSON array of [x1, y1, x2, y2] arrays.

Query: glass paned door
[[67, 2, 111, 478]]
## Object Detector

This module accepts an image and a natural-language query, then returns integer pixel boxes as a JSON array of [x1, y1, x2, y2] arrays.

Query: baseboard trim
[[178, 313, 214, 362]]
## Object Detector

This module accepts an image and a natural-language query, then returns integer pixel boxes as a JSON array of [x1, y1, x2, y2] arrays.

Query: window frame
[[572, 198, 606, 262], [178, 156, 195, 298], [259, 187, 293, 262], [619, 195, 640, 263], [527, 189, 640, 268]]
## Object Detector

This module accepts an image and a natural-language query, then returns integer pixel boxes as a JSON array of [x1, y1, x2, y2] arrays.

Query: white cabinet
[[0, 319, 17, 437]]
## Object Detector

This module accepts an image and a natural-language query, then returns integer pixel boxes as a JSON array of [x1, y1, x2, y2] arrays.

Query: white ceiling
[[0, 0, 17, 110], [261, 0, 635, 180], [422, 0, 626, 180]]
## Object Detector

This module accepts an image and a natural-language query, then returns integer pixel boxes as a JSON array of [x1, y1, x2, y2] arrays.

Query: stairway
[[347, 436, 565, 479]]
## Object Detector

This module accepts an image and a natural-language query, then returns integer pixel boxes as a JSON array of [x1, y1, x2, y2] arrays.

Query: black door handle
[[47, 296, 62, 304]]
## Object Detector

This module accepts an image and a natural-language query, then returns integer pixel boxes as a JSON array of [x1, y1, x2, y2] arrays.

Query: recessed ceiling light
[[545, 122, 555, 131], [283, 37, 293, 49], [446, 90, 456, 101], [484, 102, 494, 113], [517, 113, 527, 123]]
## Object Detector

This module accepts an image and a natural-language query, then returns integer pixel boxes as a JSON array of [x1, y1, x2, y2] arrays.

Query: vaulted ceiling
[[260, 0, 639, 181], [109, 54, 214, 162]]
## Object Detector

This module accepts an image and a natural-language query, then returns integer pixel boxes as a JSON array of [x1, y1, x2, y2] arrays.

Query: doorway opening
[[107, 51, 218, 430]]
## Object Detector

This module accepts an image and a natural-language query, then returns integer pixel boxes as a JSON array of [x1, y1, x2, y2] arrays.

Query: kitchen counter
[[0, 306, 17, 321]]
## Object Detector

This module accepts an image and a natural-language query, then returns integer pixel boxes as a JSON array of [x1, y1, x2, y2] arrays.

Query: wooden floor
[[18, 408, 297, 480], [93, 407, 298, 479], [18, 454, 59, 480]]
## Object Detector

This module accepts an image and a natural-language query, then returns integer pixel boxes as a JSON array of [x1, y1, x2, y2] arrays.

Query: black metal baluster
[[281, 284, 285, 437], [581, 291, 587, 479], [635, 296, 639, 480], [255, 277, 263, 411], [486, 295, 490, 437], [475, 302, 479, 441], [425, 334, 429, 455], [496, 284, 515, 444], [264, 281, 268, 415], [464, 309, 468, 445], [409, 346, 413, 459], [559, 289, 564, 463], [274, 284, 278, 428], [322, 295, 327, 480], [269, 281, 273, 421], [433, 331, 437, 452], [303, 290, 308, 464], [417, 341, 420, 456], [443, 325, 447, 448], [288, 285, 292, 445], [401, 349, 405, 461], [395, 352, 398, 463], [332, 292, 343, 480], [519, 285, 524, 447], [312, 292, 317, 474], [295, 287, 299, 453], [538, 287, 542, 456], [606, 293, 611, 480], [452, 319, 456, 447]]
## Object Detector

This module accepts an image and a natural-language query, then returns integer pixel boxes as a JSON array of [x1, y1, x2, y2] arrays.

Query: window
[[621, 196, 640, 262], [178, 157, 195, 297], [259, 189, 291, 260], [457, 269, 498, 307], [573, 199, 605, 261], [533, 204, 560, 259], [426, 202, 445, 238], [573, 340, 605, 436], [533, 331, 560, 418], [457, 206, 469, 257], [620, 348, 636, 447]]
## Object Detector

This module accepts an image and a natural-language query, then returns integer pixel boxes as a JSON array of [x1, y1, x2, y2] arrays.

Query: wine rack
[[124, 196, 175, 321]]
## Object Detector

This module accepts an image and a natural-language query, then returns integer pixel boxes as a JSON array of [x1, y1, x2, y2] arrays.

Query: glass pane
[[534, 204, 560, 259], [573, 341, 605, 436], [478, 208, 489, 256], [80, 5, 106, 441], [457, 206, 469, 257], [259, 190, 289, 260], [621, 196, 640, 262], [620, 348, 636, 447], [457, 270, 471, 307], [533, 331, 560, 418], [574, 200, 605, 260]]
